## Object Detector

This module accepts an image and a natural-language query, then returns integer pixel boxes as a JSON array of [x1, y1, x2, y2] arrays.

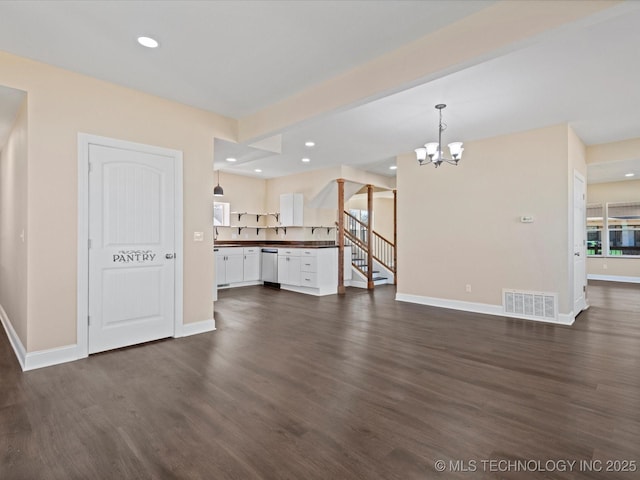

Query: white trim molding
[[177, 319, 216, 338], [395, 293, 575, 326], [0, 303, 27, 370], [24, 344, 79, 371], [0, 303, 80, 371], [588, 274, 640, 284]]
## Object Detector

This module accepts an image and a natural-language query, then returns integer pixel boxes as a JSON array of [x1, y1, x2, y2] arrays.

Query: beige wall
[[587, 178, 640, 279], [213, 171, 268, 242], [340, 166, 395, 191], [346, 193, 395, 241], [0, 95, 28, 345], [397, 124, 575, 314], [0, 51, 236, 352], [587, 137, 640, 165], [588, 256, 640, 278], [588, 179, 640, 203], [374, 198, 395, 241], [265, 167, 342, 242]]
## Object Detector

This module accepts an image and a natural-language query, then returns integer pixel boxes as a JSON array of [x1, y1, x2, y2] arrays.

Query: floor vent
[[503, 289, 557, 321]]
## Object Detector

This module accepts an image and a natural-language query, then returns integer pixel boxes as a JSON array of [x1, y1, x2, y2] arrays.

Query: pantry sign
[[112, 250, 157, 263]]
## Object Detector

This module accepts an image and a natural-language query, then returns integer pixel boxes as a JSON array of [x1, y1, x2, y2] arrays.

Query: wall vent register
[[503, 289, 557, 321]]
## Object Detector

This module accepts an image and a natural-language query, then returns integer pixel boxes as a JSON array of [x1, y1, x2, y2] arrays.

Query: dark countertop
[[214, 241, 337, 249]]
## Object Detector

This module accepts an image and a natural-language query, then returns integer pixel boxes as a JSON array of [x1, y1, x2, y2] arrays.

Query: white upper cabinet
[[280, 193, 304, 226]]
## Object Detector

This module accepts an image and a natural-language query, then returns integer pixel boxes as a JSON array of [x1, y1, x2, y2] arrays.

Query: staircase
[[351, 252, 389, 285], [342, 211, 395, 289]]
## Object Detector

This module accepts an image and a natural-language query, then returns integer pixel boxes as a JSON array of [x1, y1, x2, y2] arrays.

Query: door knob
[[166, 253, 175, 259], [574, 252, 580, 257]]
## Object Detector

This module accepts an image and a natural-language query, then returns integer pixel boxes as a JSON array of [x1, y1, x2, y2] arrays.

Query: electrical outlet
[[603, 264, 608, 270], [465, 284, 472, 293]]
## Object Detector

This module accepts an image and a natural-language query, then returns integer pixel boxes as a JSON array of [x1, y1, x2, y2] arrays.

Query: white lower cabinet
[[300, 254, 318, 287], [215, 247, 260, 287], [216, 248, 243, 286], [278, 249, 301, 286], [243, 247, 261, 282], [216, 246, 339, 296], [278, 247, 337, 296]]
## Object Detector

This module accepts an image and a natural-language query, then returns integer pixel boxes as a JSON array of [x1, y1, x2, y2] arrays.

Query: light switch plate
[[193, 231, 204, 242]]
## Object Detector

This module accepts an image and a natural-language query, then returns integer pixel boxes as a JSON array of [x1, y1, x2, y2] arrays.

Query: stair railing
[[342, 211, 395, 284]]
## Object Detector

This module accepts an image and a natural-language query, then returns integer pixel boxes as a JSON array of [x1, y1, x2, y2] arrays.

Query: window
[[607, 202, 640, 256], [587, 204, 604, 256], [348, 209, 372, 243], [213, 202, 230, 226]]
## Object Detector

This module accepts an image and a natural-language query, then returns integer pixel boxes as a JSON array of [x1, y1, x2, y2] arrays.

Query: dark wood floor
[[1, 281, 639, 479]]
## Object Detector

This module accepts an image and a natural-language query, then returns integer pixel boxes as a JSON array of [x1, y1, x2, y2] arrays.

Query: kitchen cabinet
[[243, 247, 261, 282], [278, 247, 338, 295], [280, 193, 304, 227], [215, 248, 244, 286], [215, 245, 340, 296], [278, 249, 301, 286]]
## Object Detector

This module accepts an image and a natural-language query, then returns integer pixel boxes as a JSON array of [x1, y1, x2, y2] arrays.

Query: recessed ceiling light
[[305, 141, 315, 147], [254, 168, 262, 173], [301, 158, 311, 163], [625, 173, 635, 177], [389, 165, 397, 170], [137, 36, 159, 48], [225, 157, 236, 162]]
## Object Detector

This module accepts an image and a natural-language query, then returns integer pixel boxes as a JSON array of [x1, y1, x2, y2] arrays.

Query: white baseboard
[[588, 274, 640, 284], [24, 344, 79, 371], [216, 280, 262, 290], [2, 302, 216, 370], [0, 304, 80, 370], [0, 303, 27, 370], [347, 279, 368, 289], [25, 320, 215, 369], [280, 284, 337, 296], [395, 293, 575, 326], [178, 318, 216, 337], [557, 312, 575, 325]]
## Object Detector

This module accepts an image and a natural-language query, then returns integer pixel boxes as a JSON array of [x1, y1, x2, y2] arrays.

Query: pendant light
[[214, 170, 224, 197]]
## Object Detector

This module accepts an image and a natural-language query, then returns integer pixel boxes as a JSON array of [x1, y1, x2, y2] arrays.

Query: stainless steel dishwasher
[[261, 248, 280, 288]]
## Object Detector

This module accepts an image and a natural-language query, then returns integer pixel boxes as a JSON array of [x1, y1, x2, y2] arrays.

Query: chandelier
[[415, 104, 463, 167]]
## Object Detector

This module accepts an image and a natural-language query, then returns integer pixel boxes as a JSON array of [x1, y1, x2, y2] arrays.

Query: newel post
[[393, 188, 397, 285], [337, 178, 345, 295], [367, 184, 374, 290]]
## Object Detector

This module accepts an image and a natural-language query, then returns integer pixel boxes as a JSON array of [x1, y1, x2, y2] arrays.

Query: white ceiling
[[0, 0, 492, 118], [588, 159, 639, 185], [1, 1, 639, 184]]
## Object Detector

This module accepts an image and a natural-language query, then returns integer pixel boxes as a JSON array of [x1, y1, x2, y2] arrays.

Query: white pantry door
[[88, 144, 176, 354]]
